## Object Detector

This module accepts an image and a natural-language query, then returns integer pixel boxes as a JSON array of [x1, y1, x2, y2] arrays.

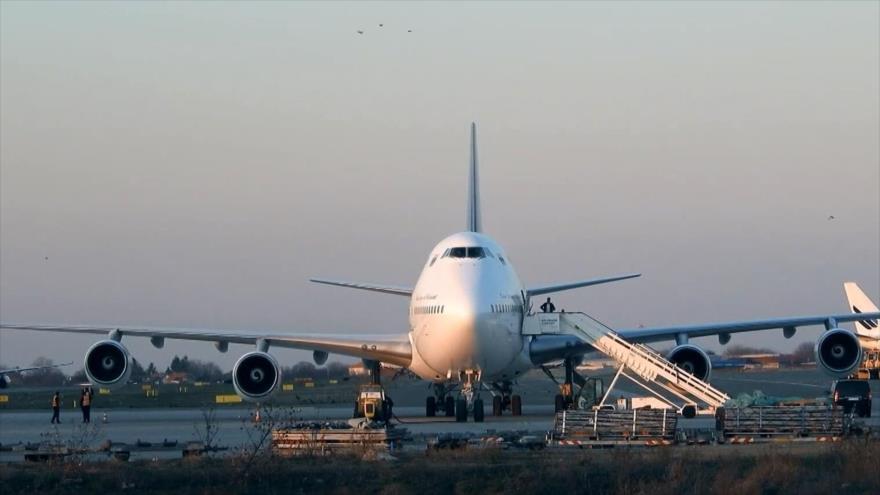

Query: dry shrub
[[733, 448, 803, 495], [380, 482, 416, 495]]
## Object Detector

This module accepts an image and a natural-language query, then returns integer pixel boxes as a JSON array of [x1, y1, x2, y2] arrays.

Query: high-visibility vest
[[52, 396, 59, 407], [82, 394, 91, 406]]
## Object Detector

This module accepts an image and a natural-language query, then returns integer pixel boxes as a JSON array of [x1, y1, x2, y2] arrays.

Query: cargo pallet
[[717, 405, 846, 441], [272, 427, 407, 455], [551, 408, 677, 442]]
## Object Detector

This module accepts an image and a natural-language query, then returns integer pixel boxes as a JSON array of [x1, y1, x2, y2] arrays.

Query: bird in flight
[[828, 215, 836, 220], [357, 30, 364, 35]]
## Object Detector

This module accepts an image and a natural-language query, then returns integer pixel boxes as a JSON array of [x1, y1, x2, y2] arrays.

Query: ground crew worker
[[540, 297, 556, 313], [81, 387, 93, 423], [51, 391, 61, 424]]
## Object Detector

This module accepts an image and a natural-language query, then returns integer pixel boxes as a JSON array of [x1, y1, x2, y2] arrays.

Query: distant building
[[163, 371, 188, 384], [348, 365, 369, 376], [739, 353, 781, 369], [347, 364, 403, 378], [710, 356, 751, 369]]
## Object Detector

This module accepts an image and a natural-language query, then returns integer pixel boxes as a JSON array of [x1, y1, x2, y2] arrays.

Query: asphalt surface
[[1, 368, 878, 462]]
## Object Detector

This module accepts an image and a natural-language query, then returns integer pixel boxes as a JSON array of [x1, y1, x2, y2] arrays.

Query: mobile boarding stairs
[[524, 312, 730, 415]]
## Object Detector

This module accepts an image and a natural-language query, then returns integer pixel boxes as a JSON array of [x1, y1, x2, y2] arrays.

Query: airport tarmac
[[1, 368, 877, 462]]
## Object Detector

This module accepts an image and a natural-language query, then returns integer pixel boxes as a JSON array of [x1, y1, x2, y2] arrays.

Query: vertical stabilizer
[[845, 282, 880, 338], [467, 123, 482, 232]]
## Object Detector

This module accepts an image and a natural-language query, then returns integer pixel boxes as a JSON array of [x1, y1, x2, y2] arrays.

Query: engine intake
[[84, 340, 132, 387], [815, 328, 862, 377], [233, 351, 281, 401], [667, 344, 712, 382]]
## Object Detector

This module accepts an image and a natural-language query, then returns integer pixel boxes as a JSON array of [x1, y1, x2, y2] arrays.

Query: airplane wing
[[0, 324, 413, 367], [527, 273, 641, 297], [619, 312, 880, 344], [309, 278, 413, 297], [0, 362, 73, 375]]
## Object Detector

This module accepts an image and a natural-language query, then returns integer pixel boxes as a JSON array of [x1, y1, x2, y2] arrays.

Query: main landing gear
[[426, 371, 516, 423], [425, 383, 457, 418], [488, 381, 522, 417], [544, 357, 592, 413]]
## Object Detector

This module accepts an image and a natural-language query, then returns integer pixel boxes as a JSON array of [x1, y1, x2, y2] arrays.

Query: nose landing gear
[[425, 371, 491, 422], [456, 369, 484, 423]]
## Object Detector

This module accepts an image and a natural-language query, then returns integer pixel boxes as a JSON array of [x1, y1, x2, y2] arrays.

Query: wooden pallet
[[272, 427, 407, 454]]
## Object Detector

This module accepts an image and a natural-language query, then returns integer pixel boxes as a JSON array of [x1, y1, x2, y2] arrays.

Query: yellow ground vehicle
[[353, 384, 393, 422]]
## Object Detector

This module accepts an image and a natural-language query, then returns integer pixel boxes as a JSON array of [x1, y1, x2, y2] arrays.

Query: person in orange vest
[[50, 391, 61, 424], [81, 387, 93, 423]]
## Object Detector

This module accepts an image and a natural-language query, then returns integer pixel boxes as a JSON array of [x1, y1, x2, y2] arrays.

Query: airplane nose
[[415, 296, 485, 374], [445, 304, 480, 366]]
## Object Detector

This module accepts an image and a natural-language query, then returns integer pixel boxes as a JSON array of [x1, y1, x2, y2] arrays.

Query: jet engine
[[667, 344, 712, 381], [84, 340, 132, 388], [815, 328, 862, 377], [232, 351, 281, 401], [0, 375, 10, 389]]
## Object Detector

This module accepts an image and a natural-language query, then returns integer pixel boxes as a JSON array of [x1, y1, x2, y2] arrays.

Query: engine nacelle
[[232, 351, 281, 401], [84, 340, 132, 388], [815, 328, 862, 377], [667, 344, 712, 382], [0, 374, 10, 389]]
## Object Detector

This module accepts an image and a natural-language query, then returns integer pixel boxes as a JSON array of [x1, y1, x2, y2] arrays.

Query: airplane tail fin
[[844, 282, 879, 337], [467, 123, 481, 233]]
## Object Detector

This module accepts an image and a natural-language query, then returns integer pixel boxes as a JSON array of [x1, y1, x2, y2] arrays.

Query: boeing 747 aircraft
[[0, 362, 73, 389], [2, 124, 878, 421]]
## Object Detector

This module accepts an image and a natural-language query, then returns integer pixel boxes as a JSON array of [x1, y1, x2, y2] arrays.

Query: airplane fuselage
[[406, 231, 533, 383]]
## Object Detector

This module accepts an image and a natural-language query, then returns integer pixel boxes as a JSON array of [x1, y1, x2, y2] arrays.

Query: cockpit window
[[466, 247, 486, 258], [444, 247, 487, 259], [448, 247, 467, 258], [442, 246, 489, 259]]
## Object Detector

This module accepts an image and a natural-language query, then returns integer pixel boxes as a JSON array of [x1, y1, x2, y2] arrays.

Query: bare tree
[[193, 407, 220, 452]]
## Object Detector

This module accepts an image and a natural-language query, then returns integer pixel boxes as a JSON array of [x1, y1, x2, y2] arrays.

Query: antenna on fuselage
[[467, 122, 482, 233]]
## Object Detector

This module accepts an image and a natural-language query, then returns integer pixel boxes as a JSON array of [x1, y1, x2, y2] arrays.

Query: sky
[[1, 1, 878, 371]]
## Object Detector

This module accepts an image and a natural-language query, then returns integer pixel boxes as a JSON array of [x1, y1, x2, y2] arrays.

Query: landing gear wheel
[[426, 397, 436, 417], [353, 400, 363, 418], [511, 395, 523, 416], [554, 394, 565, 413], [445, 396, 455, 417], [455, 399, 468, 422], [492, 396, 503, 416], [473, 399, 484, 422]]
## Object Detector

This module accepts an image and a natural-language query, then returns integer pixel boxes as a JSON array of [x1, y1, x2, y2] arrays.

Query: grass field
[[1, 439, 878, 494]]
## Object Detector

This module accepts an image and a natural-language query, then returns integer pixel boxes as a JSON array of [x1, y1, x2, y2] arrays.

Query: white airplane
[[0, 362, 73, 389], [2, 124, 878, 422]]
